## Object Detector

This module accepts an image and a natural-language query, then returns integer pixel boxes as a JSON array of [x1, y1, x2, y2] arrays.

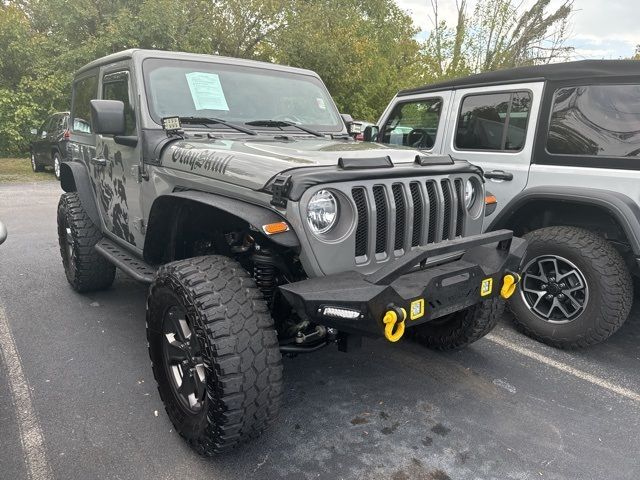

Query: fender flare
[[488, 186, 640, 255], [143, 190, 300, 263], [59, 162, 100, 227]]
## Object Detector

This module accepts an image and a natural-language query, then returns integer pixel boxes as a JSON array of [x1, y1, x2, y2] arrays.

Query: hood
[[160, 136, 427, 191]]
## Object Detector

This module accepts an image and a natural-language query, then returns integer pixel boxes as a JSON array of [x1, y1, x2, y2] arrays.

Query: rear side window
[[381, 98, 443, 149], [547, 85, 640, 157], [455, 91, 531, 151], [102, 71, 137, 136], [72, 75, 98, 134]]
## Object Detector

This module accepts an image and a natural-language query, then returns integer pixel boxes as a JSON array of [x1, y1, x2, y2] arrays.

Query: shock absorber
[[253, 249, 278, 307]]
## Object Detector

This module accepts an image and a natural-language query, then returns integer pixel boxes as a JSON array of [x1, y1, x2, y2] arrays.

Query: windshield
[[142, 58, 344, 133]]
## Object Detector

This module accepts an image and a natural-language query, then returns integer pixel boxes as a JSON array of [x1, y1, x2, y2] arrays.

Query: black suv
[[30, 112, 90, 180]]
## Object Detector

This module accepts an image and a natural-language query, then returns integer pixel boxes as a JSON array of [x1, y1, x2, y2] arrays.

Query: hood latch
[[270, 174, 292, 208]]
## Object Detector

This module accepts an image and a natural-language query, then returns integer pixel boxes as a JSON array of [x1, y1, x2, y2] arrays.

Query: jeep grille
[[351, 178, 466, 264]]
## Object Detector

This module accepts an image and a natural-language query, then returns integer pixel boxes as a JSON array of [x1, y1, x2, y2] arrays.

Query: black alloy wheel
[[161, 304, 207, 414]]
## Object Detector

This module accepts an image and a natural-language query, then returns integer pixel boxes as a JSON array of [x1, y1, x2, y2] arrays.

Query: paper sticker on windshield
[[185, 72, 229, 111], [316, 98, 326, 110]]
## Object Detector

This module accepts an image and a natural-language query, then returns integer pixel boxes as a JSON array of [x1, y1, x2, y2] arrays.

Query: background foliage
[[1, 0, 574, 156]]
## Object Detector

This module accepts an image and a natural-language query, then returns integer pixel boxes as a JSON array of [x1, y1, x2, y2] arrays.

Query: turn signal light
[[262, 221, 290, 235], [485, 194, 497, 205]]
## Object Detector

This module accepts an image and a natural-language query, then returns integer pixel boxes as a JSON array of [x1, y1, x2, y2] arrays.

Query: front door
[[442, 82, 544, 229], [377, 92, 453, 154], [92, 67, 145, 250]]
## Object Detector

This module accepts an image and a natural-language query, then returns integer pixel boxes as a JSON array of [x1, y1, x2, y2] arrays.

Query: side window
[[102, 71, 136, 136], [547, 84, 640, 157], [455, 91, 531, 151], [381, 98, 443, 149], [72, 75, 98, 134]]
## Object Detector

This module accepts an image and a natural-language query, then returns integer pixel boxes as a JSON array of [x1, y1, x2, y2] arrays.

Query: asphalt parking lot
[[1, 181, 639, 480]]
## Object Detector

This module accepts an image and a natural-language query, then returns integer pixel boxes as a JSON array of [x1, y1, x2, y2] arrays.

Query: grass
[[0, 157, 56, 184]]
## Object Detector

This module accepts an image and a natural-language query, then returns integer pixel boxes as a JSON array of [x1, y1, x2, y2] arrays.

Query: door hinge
[[131, 165, 149, 183], [270, 174, 292, 208]]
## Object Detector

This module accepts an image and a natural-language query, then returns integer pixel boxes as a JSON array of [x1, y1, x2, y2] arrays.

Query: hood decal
[[171, 147, 234, 175]]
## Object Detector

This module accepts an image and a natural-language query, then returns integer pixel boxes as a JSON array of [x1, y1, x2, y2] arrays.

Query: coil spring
[[254, 261, 277, 307]]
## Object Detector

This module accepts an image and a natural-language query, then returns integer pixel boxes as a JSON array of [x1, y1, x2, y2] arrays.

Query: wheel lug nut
[[559, 283, 566, 289], [541, 284, 547, 290], [549, 277, 556, 282], [545, 294, 554, 300], [558, 293, 566, 300]]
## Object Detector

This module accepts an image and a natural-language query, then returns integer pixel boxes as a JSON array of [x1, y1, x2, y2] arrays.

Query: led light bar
[[321, 306, 361, 320]]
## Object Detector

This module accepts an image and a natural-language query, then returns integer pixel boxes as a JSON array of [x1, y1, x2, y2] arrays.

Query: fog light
[[321, 306, 361, 319]]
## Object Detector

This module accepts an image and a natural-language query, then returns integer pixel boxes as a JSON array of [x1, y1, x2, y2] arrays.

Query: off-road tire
[[147, 255, 283, 455], [57, 193, 115, 292], [31, 151, 43, 172], [509, 226, 632, 349], [410, 298, 504, 350]]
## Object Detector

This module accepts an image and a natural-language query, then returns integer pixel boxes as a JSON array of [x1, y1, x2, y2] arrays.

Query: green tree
[[273, 0, 423, 121]]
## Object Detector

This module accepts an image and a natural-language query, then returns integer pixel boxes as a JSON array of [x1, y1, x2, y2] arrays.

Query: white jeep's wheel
[[509, 226, 632, 348]]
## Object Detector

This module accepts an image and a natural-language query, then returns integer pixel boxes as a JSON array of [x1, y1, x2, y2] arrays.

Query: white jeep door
[[377, 91, 453, 153], [441, 82, 544, 230]]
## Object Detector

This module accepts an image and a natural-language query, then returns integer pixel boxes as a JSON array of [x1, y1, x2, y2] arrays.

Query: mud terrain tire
[[410, 298, 504, 350], [147, 255, 283, 455], [57, 192, 115, 292]]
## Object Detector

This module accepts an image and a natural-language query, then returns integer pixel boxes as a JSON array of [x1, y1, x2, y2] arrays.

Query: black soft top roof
[[398, 60, 640, 97]]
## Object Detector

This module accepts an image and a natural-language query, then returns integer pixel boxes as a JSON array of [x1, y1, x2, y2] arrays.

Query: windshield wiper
[[179, 116, 257, 135], [245, 120, 325, 138]]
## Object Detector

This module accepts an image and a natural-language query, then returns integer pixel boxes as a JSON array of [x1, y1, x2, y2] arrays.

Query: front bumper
[[279, 230, 526, 337]]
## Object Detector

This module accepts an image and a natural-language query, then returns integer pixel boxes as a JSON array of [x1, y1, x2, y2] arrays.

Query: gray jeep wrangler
[[373, 60, 640, 349], [56, 49, 525, 454]]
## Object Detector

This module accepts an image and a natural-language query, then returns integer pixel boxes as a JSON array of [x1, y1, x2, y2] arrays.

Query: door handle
[[484, 170, 513, 181], [91, 157, 107, 167]]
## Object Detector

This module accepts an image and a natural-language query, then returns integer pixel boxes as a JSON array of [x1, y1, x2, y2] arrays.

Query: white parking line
[[486, 333, 640, 404], [0, 305, 53, 480]]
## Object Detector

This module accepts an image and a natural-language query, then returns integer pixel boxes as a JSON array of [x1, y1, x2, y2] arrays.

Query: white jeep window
[[381, 98, 442, 149], [455, 91, 531, 151], [547, 84, 640, 157]]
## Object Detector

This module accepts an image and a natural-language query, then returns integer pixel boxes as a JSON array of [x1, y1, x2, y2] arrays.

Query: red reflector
[[63, 129, 71, 139]]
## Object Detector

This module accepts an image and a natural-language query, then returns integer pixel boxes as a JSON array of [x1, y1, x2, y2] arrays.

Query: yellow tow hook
[[500, 271, 522, 299], [383, 306, 407, 342]]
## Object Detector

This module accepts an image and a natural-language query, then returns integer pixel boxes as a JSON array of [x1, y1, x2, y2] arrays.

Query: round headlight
[[464, 179, 477, 209], [307, 190, 338, 234]]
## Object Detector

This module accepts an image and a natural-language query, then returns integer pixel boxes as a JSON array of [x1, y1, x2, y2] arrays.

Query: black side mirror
[[0, 221, 7, 245], [363, 125, 379, 142], [340, 113, 354, 131], [90, 99, 125, 135]]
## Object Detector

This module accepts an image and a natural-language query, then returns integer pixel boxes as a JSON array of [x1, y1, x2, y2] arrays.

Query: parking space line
[[0, 305, 53, 480], [486, 333, 640, 404]]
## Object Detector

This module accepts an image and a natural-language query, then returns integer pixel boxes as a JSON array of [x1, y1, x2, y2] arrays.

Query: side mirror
[[0, 221, 7, 246], [30, 128, 37, 135], [90, 99, 125, 135], [340, 113, 354, 131], [363, 125, 379, 142]]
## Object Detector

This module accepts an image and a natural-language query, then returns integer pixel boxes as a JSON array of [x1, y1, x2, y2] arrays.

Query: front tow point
[[500, 272, 522, 299], [383, 306, 407, 342]]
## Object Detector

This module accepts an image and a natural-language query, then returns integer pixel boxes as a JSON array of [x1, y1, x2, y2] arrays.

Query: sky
[[395, 0, 640, 59]]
